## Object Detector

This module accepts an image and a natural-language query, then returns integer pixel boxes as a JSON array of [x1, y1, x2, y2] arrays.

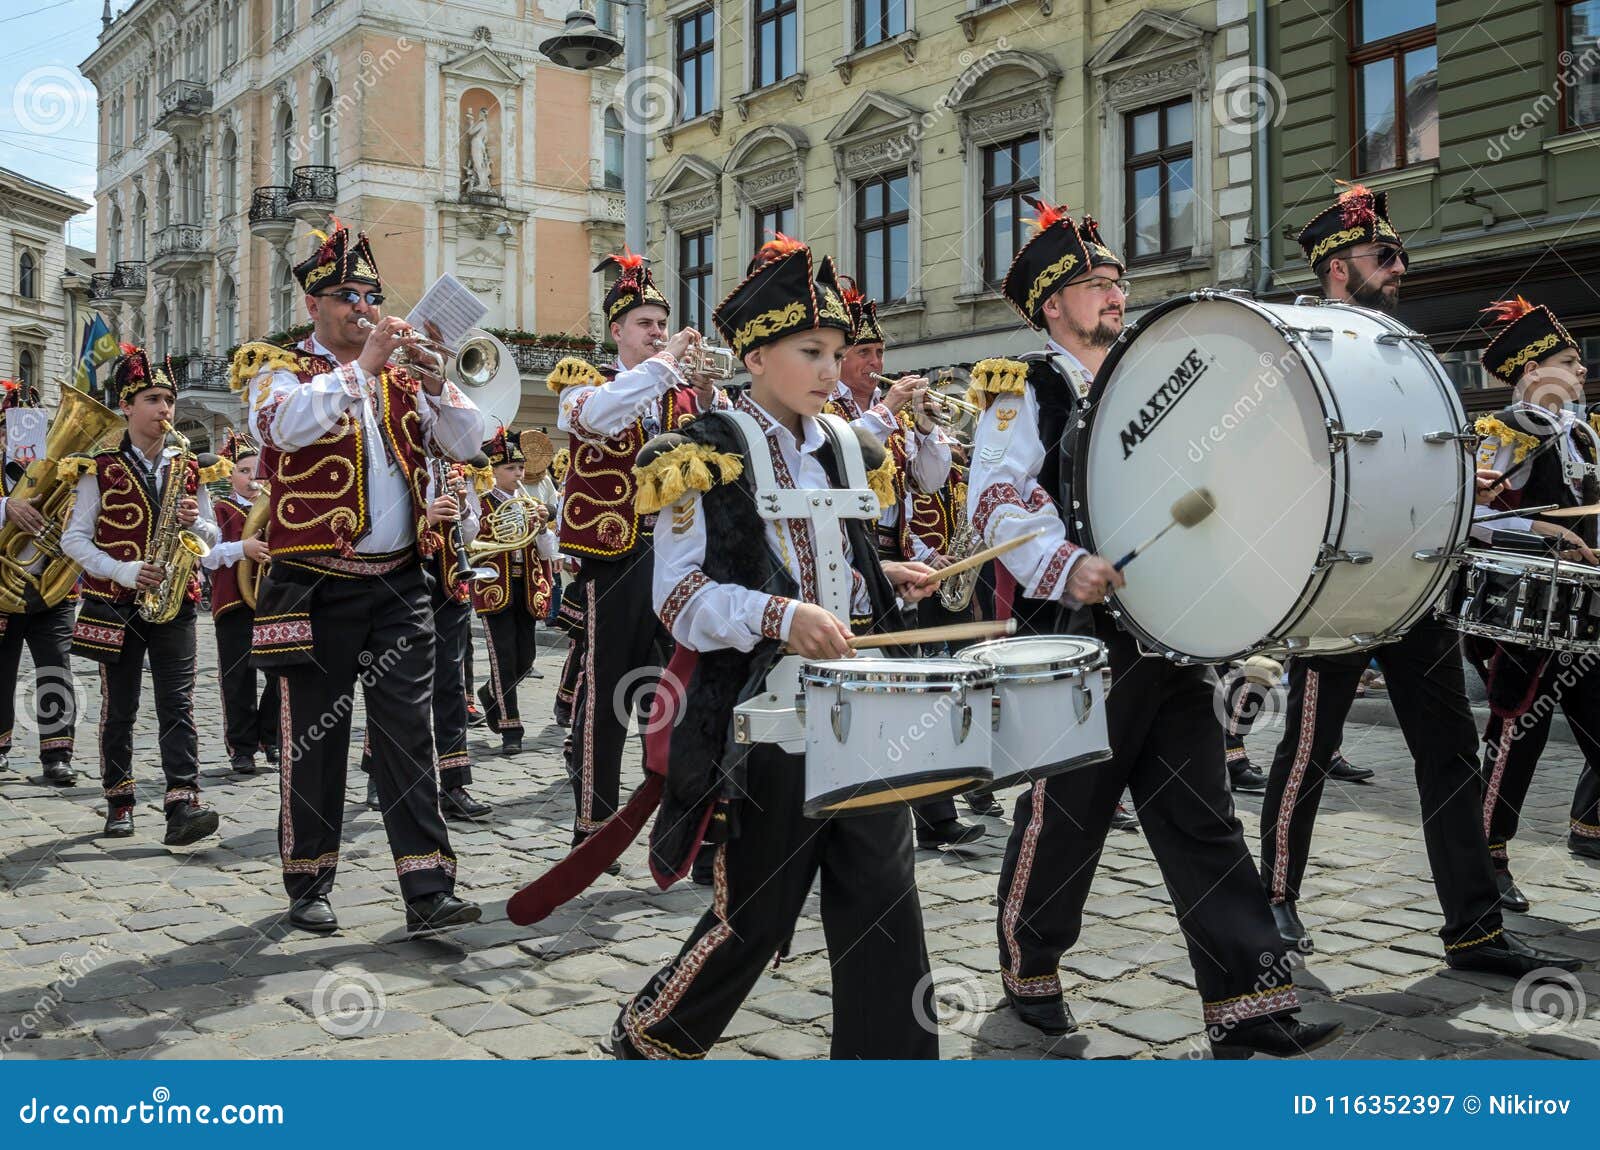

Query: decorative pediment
[[658, 154, 721, 227], [728, 126, 808, 207], [825, 91, 920, 145], [827, 91, 923, 179], [728, 124, 808, 170], [948, 50, 1062, 147], [441, 44, 524, 88], [1086, 11, 1211, 78]]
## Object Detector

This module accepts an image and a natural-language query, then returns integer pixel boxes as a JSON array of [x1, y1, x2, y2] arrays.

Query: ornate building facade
[[1, 168, 93, 409]]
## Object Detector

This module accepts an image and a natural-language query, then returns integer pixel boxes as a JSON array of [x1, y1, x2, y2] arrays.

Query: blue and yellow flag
[[73, 313, 119, 392]]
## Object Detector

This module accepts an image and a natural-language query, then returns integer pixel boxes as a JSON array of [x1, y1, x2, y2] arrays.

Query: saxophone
[[137, 421, 213, 624], [938, 477, 979, 612]]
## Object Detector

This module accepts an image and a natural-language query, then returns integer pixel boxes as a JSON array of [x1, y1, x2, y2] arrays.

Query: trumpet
[[871, 371, 981, 437], [355, 315, 458, 368], [652, 338, 737, 380]]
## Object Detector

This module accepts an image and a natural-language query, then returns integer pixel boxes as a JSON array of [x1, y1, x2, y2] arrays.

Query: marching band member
[[614, 235, 939, 1059], [551, 249, 724, 847], [200, 431, 279, 776], [0, 381, 78, 785], [237, 218, 483, 937], [968, 202, 1335, 1057], [1255, 185, 1577, 976], [473, 427, 556, 758], [1467, 297, 1600, 907], [61, 348, 221, 845]]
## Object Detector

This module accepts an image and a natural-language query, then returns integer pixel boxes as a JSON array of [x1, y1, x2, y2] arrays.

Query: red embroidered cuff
[[760, 596, 792, 640]]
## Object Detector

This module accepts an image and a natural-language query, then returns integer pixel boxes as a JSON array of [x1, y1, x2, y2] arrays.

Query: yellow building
[[647, 0, 1263, 366]]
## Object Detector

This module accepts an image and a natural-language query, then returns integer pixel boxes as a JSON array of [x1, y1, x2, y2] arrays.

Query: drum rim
[[799, 660, 998, 690], [1460, 548, 1600, 583], [973, 746, 1114, 792], [956, 634, 1108, 678], [802, 767, 994, 819]]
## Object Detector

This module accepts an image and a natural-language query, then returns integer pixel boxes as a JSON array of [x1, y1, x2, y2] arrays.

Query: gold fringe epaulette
[[56, 454, 95, 482], [969, 358, 1028, 408], [867, 452, 897, 513], [547, 356, 605, 395], [1474, 416, 1541, 465], [230, 342, 305, 393], [633, 443, 745, 515], [551, 447, 570, 484], [467, 461, 495, 496], [197, 457, 233, 485], [896, 405, 917, 432]]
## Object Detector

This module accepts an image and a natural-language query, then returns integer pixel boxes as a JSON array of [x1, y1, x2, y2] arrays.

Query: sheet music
[[406, 274, 488, 352], [4, 408, 48, 470]]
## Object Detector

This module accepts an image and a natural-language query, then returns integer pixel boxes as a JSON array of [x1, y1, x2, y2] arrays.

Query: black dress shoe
[[42, 762, 78, 786], [0, 753, 11, 773], [966, 790, 1004, 817], [288, 895, 339, 934], [405, 892, 482, 938], [1003, 988, 1076, 1035], [1230, 763, 1269, 793], [103, 806, 134, 838], [1446, 929, 1582, 976], [163, 804, 220, 847], [1495, 869, 1530, 913], [553, 703, 574, 729], [441, 786, 492, 820], [1211, 1015, 1344, 1059], [263, 745, 281, 767], [466, 703, 487, 729], [1569, 834, 1600, 861], [917, 818, 985, 848], [1272, 901, 1314, 954], [1328, 752, 1374, 783], [231, 754, 257, 776], [500, 737, 524, 756], [365, 776, 380, 811], [1110, 802, 1140, 833]]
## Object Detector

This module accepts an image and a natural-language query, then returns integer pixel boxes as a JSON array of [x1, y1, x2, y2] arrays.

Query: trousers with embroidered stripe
[[1258, 615, 1503, 950], [96, 603, 200, 810], [617, 743, 938, 1059], [479, 580, 538, 742], [215, 608, 279, 761], [0, 600, 76, 764], [995, 625, 1298, 1027]]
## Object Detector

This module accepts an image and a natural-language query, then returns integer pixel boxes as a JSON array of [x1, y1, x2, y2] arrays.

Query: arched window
[[219, 275, 238, 348], [275, 104, 295, 181], [314, 81, 334, 167], [109, 206, 123, 263], [273, 258, 296, 331], [156, 167, 171, 229], [18, 251, 36, 299], [17, 349, 35, 387], [132, 193, 147, 259], [220, 131, 238, 215], [154, 301, 170, 359], [603, 108, 624, 191]]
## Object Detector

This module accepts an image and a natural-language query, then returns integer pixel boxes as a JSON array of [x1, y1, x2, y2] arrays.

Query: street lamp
[[540, 2, 647, 254]]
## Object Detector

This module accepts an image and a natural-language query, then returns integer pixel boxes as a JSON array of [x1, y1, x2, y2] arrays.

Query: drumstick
[[847, 619, 1018, 651], [1474, 503, 1561, 523], [1112, 488, 1216, 572], [917, 527, 1049, 586], [1538, 503, 1600, 518]]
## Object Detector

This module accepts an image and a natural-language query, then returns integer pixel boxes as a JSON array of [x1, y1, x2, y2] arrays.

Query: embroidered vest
[[471, 488, 553, 616], [906, 466, 966, 558], [209, 496, 249, 617], [1485, 405, 1600, 549], [80, 441, 201, 605]]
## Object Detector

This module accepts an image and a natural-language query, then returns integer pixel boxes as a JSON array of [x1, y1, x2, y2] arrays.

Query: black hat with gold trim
[[111, 344, 177, 404], [293, 215, 382, 294], [597, 247, 670, 325], [1296, 181, 1406, 271], [1480, 296, 1578, 384], [838, 275, 887, 345], [713, 234, 855, 360], [483, 425, 526, 467], [1001, 199, 1125, 331], [0, 379, 41, 411], [219, 429, 260, 463]]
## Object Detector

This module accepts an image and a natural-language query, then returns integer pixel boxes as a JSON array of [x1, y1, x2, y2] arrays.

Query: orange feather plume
[[613, 245, 645, 272], [1334, 180, 1375, 228], [1481, 296, 1536, 326], [1024, 197, 1070, 234], [836, 273, 865, 305], [753, 232, 807, 267]]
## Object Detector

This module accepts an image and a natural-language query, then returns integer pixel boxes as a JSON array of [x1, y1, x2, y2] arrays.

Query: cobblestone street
[[3, 625, 1599, 1061]]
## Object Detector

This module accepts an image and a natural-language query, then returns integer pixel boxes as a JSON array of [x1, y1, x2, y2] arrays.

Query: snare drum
[[957, 635, 1111, 791], [1442, 549, 1600, 653], [799, 657, 995, 818]]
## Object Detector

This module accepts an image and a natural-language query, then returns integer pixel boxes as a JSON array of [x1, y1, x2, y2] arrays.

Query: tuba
[[0, 385, 123, 613], [236, 481, 270, 610], [137, 420, 214, 624]]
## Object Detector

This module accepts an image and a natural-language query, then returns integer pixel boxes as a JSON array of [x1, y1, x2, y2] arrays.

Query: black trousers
[[432, 590, 474, 791], [568, 551, 669, 835], [996, 625, 1298, 1029], [480, 581, 538, 740], [98, 603, 200, 812], [1259, 615, 1503, 950], [618, 743, 937, 1059], [276, 563, 456, 903], [214, 607, 279, 761], [1479, 647, 1600, 869], [554, 636, 581, 724], [0, 600, 76, 765]]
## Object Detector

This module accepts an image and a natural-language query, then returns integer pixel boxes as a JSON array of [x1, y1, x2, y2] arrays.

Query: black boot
[[1328, 751, 1374, 783], [163, 802, 220, 847], [1495, 869, 1530, 913], [1003, 987, 1076, 1035], [103, 805, 134, 838], [1446, 929, 1582, 977], [1211, 1015, 1344, 1059], [405, 892, 482, 938], [1229, 761, 1268, 793], [441, 786, 492, 820], [1110, 802, 1140, 833], [917, 818, 984, 848], [500, 736, 524, 756], [965, 789, 1003, 817], [1568, 834, 1600, 861], [42, 762, 78, 786], [231, 754, 257, 775], [288, 895, 338, 934], [263, 745, 281, 767], [1272, 901, 1313, 954], [365, 775, 380, 811]]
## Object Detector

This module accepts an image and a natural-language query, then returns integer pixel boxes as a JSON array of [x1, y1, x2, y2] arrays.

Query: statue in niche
[[462, 107, 494, 194]]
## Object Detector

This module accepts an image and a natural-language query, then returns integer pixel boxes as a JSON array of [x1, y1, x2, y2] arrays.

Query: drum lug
[[1315, 545, 1373, 569], [830, 699, 851, 743], [1289, 326, 1334, 342], [990, 694, 1002, 732], [1413, 547, 1455, 563], [1376, 331, 1429, 347], [1292, 294, 1326, 307], [734, 713, 749, 745], [952, 700, 973, 746], [1072, 680, 1093, 723], [1348, 632, 1378, 646], [1282, 636, 1311, 651], [1326, 419, 1383, 448]]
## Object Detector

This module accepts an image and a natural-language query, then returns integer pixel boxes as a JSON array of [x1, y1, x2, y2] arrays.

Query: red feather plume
[[1024, 197, 1071, 234], [753, 231, 807, 267], [613, 245, 645, 272], [1481, 296, 1536, 326], [1334, 180, 1375, 228], [836, 273, 865, 305]]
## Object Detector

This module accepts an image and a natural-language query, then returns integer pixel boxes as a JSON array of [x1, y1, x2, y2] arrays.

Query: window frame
[[980, 137, 1041, 286], [675, 6, 717, 123], [853, 168, 911, 304], [752, 0, 800, 90], [17, 348, 36, 388], [1347, 1, 1438, 175], [1559, 0, 1600, 132], [751, 200, 796, 257], [17, 250, 37, 300], [855, 0, 907, 51], [1121, 96, 1196, 265], [677, 226, 716, 337], [602, 107, 625, 190]]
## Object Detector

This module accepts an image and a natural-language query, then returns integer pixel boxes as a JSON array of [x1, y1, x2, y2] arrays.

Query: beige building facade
[[646, 0, 1263, 368], [1, 168, 94, 410]]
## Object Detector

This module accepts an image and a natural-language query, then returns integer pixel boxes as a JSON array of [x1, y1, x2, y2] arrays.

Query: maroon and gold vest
[[558, 369, 703, 559], [906, 465, 967, 559], [210, 495, 250, 617], [80, 441, 201, 605], [472, 487, 552, 616], [249, 338, 431, 561]]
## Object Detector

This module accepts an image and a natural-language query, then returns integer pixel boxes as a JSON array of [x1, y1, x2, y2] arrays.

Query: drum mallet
[[1112, 487, 1216, 572], [917, 527, 1049, 587], [848, 619, 1018, 651]]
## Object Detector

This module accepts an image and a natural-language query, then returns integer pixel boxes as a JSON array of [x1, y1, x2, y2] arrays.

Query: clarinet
[[434, 456, 494, 583]]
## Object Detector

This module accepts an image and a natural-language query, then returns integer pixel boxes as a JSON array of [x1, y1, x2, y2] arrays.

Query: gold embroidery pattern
[[303, 261, 337, 290], [672, 503, 695, 534], [1307, 226, 1367, 264], [1497, 332, 1562, 378], [608, 293, 637, 320], [1025, 252, 1079, 316], [732, 301, 807, 354], [995, 406, 1018, 431], [818, 288, 850, 327]]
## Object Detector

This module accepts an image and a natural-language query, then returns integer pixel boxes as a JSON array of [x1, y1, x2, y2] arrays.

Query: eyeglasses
[[1345, 247, 1407, 271], [1073, 276, 1130, 296], [315, 288, 385, 306]]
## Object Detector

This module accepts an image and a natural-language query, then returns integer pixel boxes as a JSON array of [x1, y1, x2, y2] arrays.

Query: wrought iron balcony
[[180, 355, 232, 393], [154, 80, 212, 134], [150, 223, 211, 273], [249, 185, 295, 245], [89, 272, 117, 303], [110, 261, 147, 300], [289, 166, 337, 222]]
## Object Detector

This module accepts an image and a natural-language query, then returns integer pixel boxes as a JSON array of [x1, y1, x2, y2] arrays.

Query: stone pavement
[[3, 623, 1600, 1061]]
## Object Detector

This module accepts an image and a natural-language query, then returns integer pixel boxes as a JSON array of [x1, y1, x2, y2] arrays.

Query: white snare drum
[[957, 635, 1111, 791], [799, 657, 995, 818], [1075, 291, 1472, 663], [1442, 549, 1600, 653]]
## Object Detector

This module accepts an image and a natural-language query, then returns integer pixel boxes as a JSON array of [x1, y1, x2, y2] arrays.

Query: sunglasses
[[315, 288, 385, 306], [1346, 247, 1407, 271]]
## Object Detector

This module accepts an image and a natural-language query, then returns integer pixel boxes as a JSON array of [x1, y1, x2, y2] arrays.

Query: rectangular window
[[676, 7, 716, 121], [857, 0, 906, 50], [1350, 0, 1437, 173], [855, 169, 910, 303], [1562, 1, 1600, 130], [1123, 98, 1194, 262], [754, 0, 798, 89], [981, 136, 1040, 285], [752, 201, 795, 256], [275, 0, 295, 38], [222, 7, 239, 64], [678, 228, 715, 336]]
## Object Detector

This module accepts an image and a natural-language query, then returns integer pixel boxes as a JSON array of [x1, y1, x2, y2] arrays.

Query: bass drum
[[1073, 290, 1472, 663]]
